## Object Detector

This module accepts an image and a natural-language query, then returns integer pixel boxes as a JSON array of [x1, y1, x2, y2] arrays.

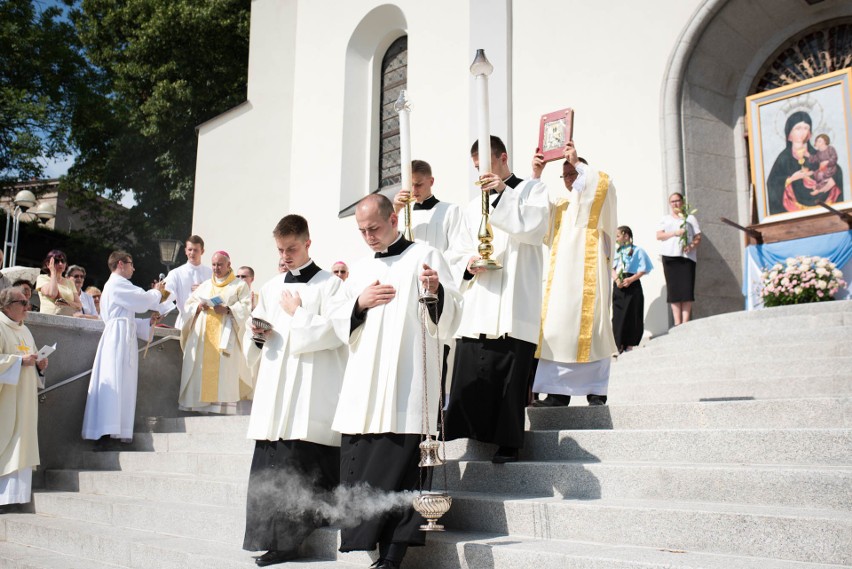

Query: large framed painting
[[746, 68, 852, 224]]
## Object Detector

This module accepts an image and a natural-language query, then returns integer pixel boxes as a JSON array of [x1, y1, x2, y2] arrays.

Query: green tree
[[0, 0, 86, 187], [63, 0, 250, 249]]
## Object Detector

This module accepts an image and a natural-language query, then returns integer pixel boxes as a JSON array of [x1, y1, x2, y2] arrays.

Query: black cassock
[[612, 274, 644, 348]]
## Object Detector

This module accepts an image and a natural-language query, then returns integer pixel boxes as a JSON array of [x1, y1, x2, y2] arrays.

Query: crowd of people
[[1, 139, 702, 568]]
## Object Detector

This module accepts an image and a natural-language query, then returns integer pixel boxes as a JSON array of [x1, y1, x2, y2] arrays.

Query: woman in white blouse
[[656, 193, 701, 326]]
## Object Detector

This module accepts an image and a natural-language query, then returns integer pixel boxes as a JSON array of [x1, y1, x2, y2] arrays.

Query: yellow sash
[[201, 271, 236, 402]]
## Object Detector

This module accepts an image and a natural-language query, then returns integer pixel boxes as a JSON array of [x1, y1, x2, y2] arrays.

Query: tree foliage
[[0, 0, 87, 186], [63, 0, 250, 249]]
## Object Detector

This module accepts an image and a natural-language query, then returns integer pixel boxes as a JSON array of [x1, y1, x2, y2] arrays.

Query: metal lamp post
[[158, 239, 182, 273], [3, 190, 38, 269]]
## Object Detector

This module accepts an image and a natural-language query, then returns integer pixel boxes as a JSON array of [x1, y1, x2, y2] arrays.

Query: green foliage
[[61, 0, 250, 261], [0, 0, 87, 186]]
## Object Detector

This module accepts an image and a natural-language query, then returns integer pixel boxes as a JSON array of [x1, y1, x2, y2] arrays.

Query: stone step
[[0, 541, 124, 569], [45, 470, 247, 509], [31, 492, 245, 545], [526, 397, 852, 430], [126, 432, 254, 454], [615, 336, 852, 362], [82, 449, 252, 479], [446, 461, 852, 511], [606, 374, 851, 402], [57, 452, 852, 512], [442, 494, 851, 565], [152, 415, 250, 434], [609, 357, 852, 384], [0, 514, 357, 569], [659, 302, 852, 336], [449, 429, 852, 465]]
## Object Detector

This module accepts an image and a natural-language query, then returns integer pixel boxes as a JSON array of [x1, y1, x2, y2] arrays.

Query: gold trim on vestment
[[201, 271, 237, 402], [536, 199, 568, 359], [576, 173, 610, 362]]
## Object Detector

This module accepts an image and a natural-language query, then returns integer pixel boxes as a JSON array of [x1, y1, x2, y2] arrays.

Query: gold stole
[[201, 271, 236, 402]]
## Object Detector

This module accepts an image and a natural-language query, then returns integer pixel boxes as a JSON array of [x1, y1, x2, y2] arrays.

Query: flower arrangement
[[760, 256, 847, 307], [678, 202, 698, 251]]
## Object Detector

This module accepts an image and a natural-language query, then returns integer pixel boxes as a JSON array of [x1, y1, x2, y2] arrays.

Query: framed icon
[[538, 108, 574, 163]]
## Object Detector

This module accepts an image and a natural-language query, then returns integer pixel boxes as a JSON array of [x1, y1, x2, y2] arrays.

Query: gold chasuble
[[537, 167, 618, 363], [200, 271, 236, 401], [178, 271, 252, 414]]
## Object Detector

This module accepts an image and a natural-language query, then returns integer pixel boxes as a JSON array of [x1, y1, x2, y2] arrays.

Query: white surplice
[[0, 312, 39, 505], [455, 180, 550, 343], [81, 273, 164, 440], [399, 199, 468, 283], [178, 275, 252, 414], [330, 241, 461, 436], [163, 262, 213, 329], [534, 163, 618, 396], [245, 268, 347, 447]]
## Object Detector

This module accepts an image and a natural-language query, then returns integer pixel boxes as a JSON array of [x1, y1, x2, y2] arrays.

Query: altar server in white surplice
[[532, 142, 618, 408], [0, 287, 48, 507], [82, 251, 168, 447], [242, 215, 347, 566], [444, 135, 550, 464], [393, 159, 468, 282], [329, 194, 461, 569], [162, 235, 213, 330], [178, 251, 252, 415]]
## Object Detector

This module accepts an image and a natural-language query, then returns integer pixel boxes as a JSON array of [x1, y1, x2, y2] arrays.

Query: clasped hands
[[21, 353, 48, 372]]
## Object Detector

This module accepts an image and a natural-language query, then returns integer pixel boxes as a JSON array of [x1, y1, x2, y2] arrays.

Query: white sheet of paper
[[36, 343, 56, 362]]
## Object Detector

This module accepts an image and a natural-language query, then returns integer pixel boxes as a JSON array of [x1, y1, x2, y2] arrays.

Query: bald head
[[356, 194, 399, 252]]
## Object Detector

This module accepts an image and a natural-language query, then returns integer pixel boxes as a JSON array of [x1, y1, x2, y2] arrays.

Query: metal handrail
[[37, 336, 178, 397]]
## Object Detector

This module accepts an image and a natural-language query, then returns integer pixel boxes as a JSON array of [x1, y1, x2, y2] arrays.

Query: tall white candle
[[396, 90, 412, 191], [475, 75, 491, 175]]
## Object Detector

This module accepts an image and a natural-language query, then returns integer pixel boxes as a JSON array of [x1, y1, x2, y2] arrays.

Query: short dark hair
[[238, 266, 255, 277], [186, 235, 205, 248], [411, 160, 432, 176], [617, 226, 633, 240], [470, 135, 507, 158], [357, 194, 394, 219], [816, 133, 831, 145], [108, 250, 132, 272], [273, 214, 310, 240], [41, 249, 67, 273], [12, 279, 33, 289], [577, 157, 588, 165]]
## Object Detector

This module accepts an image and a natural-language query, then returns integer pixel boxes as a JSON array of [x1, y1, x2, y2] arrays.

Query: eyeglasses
[[70, 274, 85, 279], [9, 299, 28, 307], [92, 295, 101, 300], [235, 274, 251, 279], [333, 270, 348, 274]]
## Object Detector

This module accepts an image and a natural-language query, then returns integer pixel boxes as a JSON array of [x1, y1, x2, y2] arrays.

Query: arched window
[[378, 36, 408, 190]]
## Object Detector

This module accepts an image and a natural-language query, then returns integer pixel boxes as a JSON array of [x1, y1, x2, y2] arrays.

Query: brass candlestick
[[470, 182, 502, 270]]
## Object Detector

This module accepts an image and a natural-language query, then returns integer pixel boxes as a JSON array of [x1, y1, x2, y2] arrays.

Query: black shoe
[[492, 446, 519, 464], [374, 560, 401, 569], [587, 394, 608, 406], [255, 550, 299, 566], [531, 394, 571, 408]]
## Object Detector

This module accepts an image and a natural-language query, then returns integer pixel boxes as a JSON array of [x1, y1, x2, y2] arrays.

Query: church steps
[[125, 431, 254, 454], [441, 494, 851, 565], [30, 492, 244, 545], [154, 415, 250, 434], [447, 428, 852, 465], [446, 461, 852, 510], [82, 449, 252, 479], [44, 469, 248, 508], [0, 514, 354, 569], [613, 335, 852, 361], [607, 356, 852, 383], [526, 397, 852, 430], [607, 375, 851, 403], [0, 541, 126, 569]]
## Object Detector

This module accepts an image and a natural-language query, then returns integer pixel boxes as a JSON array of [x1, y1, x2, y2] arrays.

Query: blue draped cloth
[[743, 230, 852, 310]]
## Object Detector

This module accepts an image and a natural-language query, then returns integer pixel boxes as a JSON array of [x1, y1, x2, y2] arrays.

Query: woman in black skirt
[[612, 226, 653, 352], [656, 193, 702, 325]]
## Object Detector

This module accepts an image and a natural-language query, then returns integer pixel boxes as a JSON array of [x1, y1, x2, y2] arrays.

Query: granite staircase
[[1, 301, 851, 568]]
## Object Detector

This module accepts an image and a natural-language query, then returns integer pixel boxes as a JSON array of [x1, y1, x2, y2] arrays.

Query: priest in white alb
[[532, 141, 618, 407], [242, 214, 347, 567], [329, 194, 461, 569], [178, 251, 251, 414], [82, 251, 168, 448], [162, 235, 213, 329], [0, 287, 48, 508]]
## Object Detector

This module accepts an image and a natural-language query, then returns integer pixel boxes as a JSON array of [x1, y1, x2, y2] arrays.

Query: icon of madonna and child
[[766, 110, 844, 215]]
